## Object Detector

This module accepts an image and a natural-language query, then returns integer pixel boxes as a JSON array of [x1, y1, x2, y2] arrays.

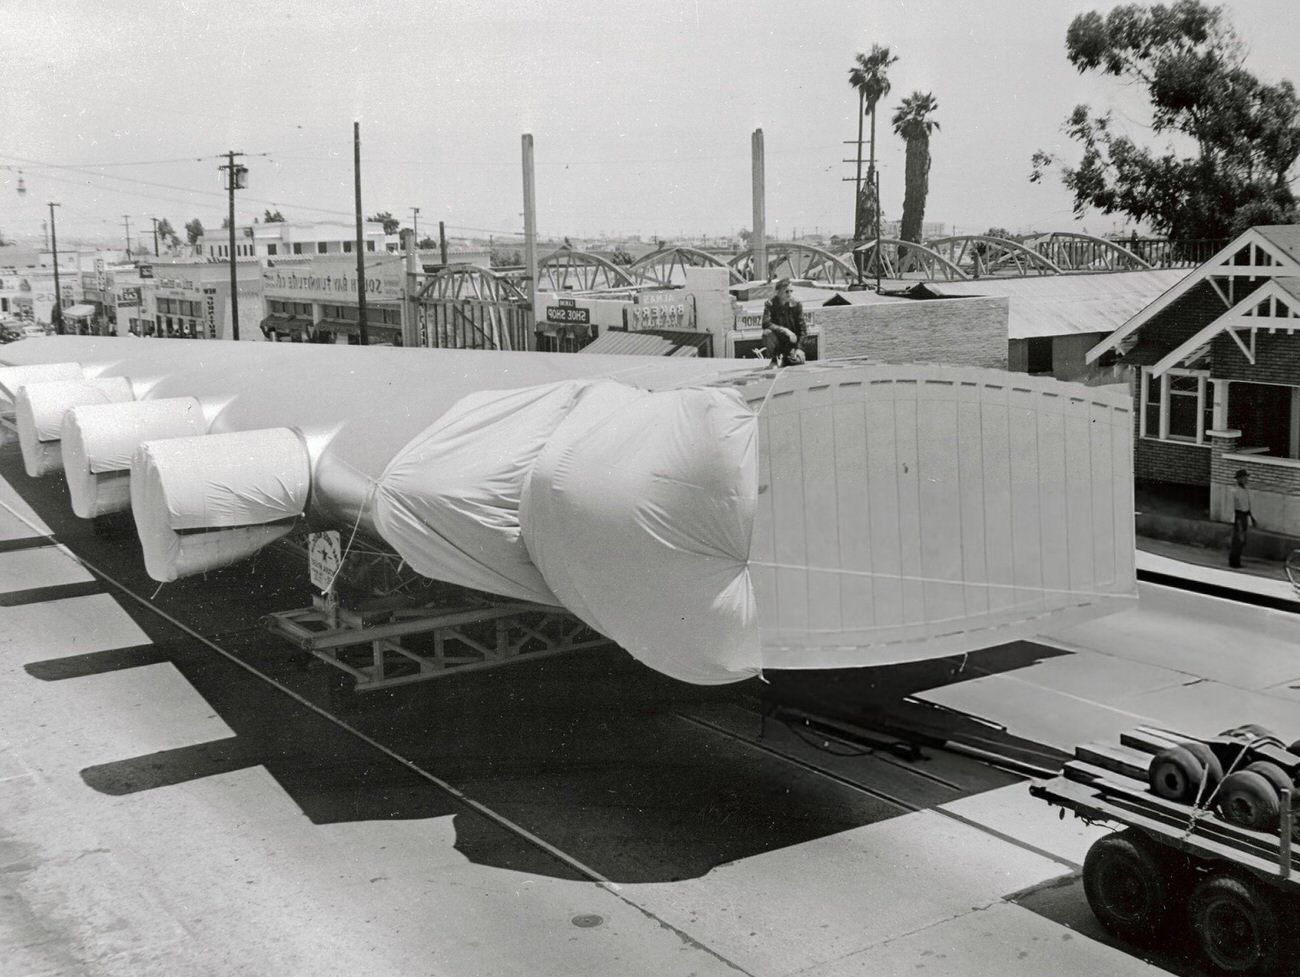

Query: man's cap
[[1235, 468, 1249, 479], [774, 278, 791, 291]]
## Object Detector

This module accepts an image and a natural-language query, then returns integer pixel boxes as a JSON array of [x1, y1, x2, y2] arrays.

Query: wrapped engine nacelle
[[63, 397, 207, 519], [130, 427, 311, 582], [15, 377, 135, 477], [0, 362, 84, 446]]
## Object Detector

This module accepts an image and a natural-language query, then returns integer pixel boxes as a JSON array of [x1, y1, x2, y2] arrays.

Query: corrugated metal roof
[[1255, 225, 1300, 263], [579, 331, 678, 356], [929, 270, 1187, 339]]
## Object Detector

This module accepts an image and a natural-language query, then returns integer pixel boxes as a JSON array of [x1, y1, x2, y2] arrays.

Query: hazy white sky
[[1, 0, 1297, 247]]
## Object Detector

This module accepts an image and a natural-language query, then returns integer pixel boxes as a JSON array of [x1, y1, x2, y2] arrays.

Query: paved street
[[0, 447, 1243, 976]]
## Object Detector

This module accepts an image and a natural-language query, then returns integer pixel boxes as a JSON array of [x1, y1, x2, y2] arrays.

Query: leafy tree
[[1032, 1, 1300, 241], [154, 218, 177, 245], [417, 236, 438, 250], [367, 211, 400, 235], [185, 218, 204, 244], [737, 227, 752, 246], [891, 92, 941, 244], [848, 44, 899, 241], [263, 209, 286, 223]]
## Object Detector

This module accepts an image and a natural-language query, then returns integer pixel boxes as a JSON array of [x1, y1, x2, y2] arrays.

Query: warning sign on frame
[[308, 530, 342, 592]]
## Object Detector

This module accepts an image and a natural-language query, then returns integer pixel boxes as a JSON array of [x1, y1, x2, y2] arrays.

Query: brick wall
[[1213, 331, 1300, 384], [1134, 437, 1211, 486], [816, 296, 1007, 368]]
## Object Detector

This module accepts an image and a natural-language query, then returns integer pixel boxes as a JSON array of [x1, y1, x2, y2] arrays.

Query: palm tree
[[891, 92, 940, 245], [847, 45, 898, 242]]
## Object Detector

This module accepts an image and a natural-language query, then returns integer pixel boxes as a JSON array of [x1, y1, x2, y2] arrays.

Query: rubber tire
[[1149, 745, 1207, 804], [1189, 874, 1280, 974], [1178, 741, 1224, 792], [1288, 739, 1300, 758], [1245, 761, 1293, 798], [1082, 831, 1173, 944], [1215, 771, 1281, 832]]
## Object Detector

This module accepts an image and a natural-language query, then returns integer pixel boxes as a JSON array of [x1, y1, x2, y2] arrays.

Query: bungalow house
[[1087, 225, 1300, 534]]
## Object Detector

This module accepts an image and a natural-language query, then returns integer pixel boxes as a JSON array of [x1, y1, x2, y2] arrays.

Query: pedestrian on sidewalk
[[1229, 469, 1257, 569]]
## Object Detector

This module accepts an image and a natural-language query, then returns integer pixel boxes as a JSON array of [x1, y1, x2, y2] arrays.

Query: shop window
[[293, 243, 304, 255], [366, 241, 375, 252], [267, 244, 277, 256], [317, 242, 328, 254], [1141, 367, 1209, 444], [343, 241, 353, 253]]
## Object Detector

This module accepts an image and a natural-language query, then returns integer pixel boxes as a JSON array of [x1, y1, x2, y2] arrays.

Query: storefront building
[[1089, 225, 1300, 533], [261, 254, 405, 344], [140, 259, 265, 341]]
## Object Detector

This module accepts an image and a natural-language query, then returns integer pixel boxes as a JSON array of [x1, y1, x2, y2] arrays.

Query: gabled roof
[[1148, 276, 1300, 376], [1255, 225, 1300, 264], [1086, 225, 1300, 363]]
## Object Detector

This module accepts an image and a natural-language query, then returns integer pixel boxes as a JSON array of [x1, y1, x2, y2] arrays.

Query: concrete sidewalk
[[1136, 533, 1299, 607]]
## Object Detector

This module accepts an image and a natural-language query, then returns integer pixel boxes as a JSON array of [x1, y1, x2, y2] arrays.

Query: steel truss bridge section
[[926, 236, 1063, 278], [536, 247, 636, 292], [729, 244, 859, 286], [410, 264, 530, 351], [266, 598, 614, 692], [1025, 232, 1153, 272], [845, 238, 969, 282], [628, 246, 743, 287]]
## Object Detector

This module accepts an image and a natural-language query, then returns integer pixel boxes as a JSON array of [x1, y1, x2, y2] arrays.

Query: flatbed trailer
[[1031, 724, 1300, 975]]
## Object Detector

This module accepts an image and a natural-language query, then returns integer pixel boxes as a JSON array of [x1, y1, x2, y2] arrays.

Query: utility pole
[[122, 215, 132, 259], [410, 207, 420, 248], [353, 121, 368, 346], [219, 151, 247, 340], [438, 220, 447, 266], [150, 217, 160, 257], [48, 202, 62, 334], [522, 133, 538, 351], [751, 128, 767, 281], [874, 169, 883, 292]]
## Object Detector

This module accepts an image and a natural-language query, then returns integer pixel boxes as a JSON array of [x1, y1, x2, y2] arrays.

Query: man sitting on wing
[[761, 278, 807, 367]]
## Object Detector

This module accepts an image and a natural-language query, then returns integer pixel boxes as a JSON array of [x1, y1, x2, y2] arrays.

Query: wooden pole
[[522, 134, 538, 351], [751, 128, 767, 281], [354, 121, 368, 346], [226, 151, 240, 340]]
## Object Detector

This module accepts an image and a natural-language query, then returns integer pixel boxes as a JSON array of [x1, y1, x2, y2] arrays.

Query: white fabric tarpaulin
[[521, 384, 759, 684]]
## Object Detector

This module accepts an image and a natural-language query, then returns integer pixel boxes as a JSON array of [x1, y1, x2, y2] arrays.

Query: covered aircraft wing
[[0, 337, 1137, 685]]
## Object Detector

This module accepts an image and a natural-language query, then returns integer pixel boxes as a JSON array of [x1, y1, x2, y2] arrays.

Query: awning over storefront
[[62, 304, 98, 319], [260, 313, 312, 333], [578, 329, 713, 357], [317, 318, 401, 336]]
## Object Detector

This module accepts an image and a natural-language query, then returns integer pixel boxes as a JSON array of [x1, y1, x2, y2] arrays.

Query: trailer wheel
[[1245, 761, 1293, 798], [1179, 741, 1224, 789], [1190, 874, 1280, 974], [1149, 745, 1208, 803], [1082, 831, 1173, 943], [1216, 771, 1281, 831], [1288, 739, 1300, 758]]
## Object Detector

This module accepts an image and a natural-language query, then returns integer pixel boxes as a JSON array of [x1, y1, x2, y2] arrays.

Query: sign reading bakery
[[262, 256, 403, 303], [625, 289, 696, 331]]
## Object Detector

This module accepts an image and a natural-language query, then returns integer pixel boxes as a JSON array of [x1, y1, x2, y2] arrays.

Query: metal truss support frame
[[266, 598, 614, 692], [537, 246, 636, 292], [628, 246, 743, 287], [844, 238, 969, 281], [728, 244, 859, 285]]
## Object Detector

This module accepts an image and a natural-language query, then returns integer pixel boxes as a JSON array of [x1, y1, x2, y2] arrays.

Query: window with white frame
[[1140, 367, 1213, 443]]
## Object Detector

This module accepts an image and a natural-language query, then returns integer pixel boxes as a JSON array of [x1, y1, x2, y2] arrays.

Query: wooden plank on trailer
[[1074, 742, 1153, 781]]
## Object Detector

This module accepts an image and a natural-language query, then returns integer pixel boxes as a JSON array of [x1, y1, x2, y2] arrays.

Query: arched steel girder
[[1025, 232, 1153, 272], [728, 244, 859, 285], [629, 246, 742, 286], [926, 236, 1062, 277], [845, 238, 969, 281], [414, 264, 527, 303], [537, 247, 636, 292]]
